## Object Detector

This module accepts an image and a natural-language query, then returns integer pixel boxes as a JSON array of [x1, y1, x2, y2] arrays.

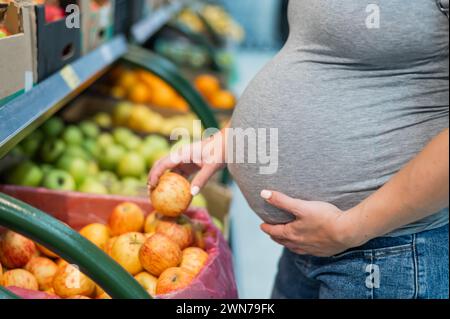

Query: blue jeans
[[272, 225, 449, 299]]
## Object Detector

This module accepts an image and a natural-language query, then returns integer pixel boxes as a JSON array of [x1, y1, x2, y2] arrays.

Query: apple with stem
[[156, 267, 194, 295]]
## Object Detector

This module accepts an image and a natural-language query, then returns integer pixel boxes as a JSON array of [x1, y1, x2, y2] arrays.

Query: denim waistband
[[348, 223, 449, 251]]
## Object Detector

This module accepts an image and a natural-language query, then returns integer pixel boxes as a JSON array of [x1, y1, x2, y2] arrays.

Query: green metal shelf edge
[[131, 0, 188, 44], [0, 193, 151, 299], [0, 35, 128, 160], [0, 286, 20, 299]]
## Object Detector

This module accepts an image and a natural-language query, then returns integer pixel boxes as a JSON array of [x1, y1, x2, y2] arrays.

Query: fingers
[[261, 225, 307, 255], [260, 190, 305, 217], [148, 153, 182, 188], [190, 165, 217, 196]]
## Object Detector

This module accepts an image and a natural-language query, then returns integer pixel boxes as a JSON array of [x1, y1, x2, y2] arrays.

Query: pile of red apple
[[0, 173, 212, 299]]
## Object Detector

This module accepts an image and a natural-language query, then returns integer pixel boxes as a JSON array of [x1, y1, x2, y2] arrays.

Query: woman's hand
[[260, 190, 363, 257], [148, 130, 227, 196]]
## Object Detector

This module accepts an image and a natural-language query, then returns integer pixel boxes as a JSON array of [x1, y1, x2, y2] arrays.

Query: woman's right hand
[[148, 130, 227, 196]]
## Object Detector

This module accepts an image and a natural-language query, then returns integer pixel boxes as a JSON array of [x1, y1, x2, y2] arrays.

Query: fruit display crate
[[0, 185, 237, 299]]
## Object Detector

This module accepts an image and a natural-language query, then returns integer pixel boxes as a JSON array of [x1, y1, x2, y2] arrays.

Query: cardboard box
[[80, 0, 115, 54], [35, 1, 81, 82], [0, 2, 36, 102]]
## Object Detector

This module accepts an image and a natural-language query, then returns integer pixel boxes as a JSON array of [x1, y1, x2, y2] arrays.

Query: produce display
[[0, 174, 213, 298], [110, 101, 199, 136], [109, 67, 190, 112], [2, 116, 173, 197], [107, 67, 235, 112], [176, 5, 245, 43], [194, 74, 236, 110]]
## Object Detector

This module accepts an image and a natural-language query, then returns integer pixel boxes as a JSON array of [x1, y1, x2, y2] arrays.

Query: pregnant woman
[[150, 1, 449, 299]]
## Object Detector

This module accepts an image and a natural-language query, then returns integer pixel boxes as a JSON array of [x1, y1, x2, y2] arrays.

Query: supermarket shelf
[[0, 35, 128, 159], [131, 0, 186, 44]]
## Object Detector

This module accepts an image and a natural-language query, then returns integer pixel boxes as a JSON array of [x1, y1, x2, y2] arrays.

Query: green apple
[[42, 169, 76, 191], [41, 117, 64, 137], [144, 135, 169, 151], [147, 149, 170, 168], [120, 177, 142, 197], [56, 156, 89, 185], [20, 130, 44, 158], [123, 135, 142, 151], [87, 161, 100, 175], [191, 194, 207, 208], [64, 145, 91, 161], [113, 102, 133, 125], [98, 144, 126, 171], [0, 30, 7, 38], [82, 139, 99, 157], [96, 133, 114, 149], [79, 121, 100, 139], [78, 177, 108, 195], [97, 171, 119, 192], [112, 127, 134, 146], [40, 164, 53, 176], [117, 152, 146, 178], [62, 125, 84, 145], [40, 139, 66, 163], [94, 113, 113, 129], [7, 161, 43, 187]]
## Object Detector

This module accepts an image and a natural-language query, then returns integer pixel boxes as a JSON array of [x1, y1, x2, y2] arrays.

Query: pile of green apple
[[4, 117, 174, 197]]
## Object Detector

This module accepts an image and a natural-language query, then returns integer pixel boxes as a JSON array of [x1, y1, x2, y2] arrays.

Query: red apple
[[0, 261, 3, 283], [110, 232, 145, 275], [36, 243, 59, 259], [139, 233, 182, 276], [144, 211, 162, 234], [0, 231, 37, 268], [103, 236, 118, 256], [108, 202, 145, 236], [156, 267, 194, 295], [25, 257, 59, 291], [180, 247, 209, 276], [2, 269, 39, 291], [52, 264, 96, 298], [150, 172, 192, 217], [79, 223, 110, 249], [134, 272, 158, 297], [155, 216, 194, 250]]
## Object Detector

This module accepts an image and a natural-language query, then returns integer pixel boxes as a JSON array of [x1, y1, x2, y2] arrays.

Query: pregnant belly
[[227, 52, 448, 224]]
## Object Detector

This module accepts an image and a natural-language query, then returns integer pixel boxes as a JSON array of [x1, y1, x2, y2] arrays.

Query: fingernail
[[260, 190, 272, 200], [191, 186, 200, 196]]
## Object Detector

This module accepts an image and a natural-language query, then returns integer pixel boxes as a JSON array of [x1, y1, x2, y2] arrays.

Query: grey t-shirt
[[228, 0, 449, 237]]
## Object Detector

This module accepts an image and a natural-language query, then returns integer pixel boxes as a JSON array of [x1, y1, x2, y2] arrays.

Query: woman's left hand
[[260, 190, 362, 257]]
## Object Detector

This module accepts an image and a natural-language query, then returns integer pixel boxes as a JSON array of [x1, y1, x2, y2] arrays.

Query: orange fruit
[[128, 83, 152, 104], [195, 75, 220, 98], [210, 90, 236, 110], [117, 71, 138, 91], [111, 86, 127, 99], [151, 85, 177, 108], [172, 96, 189, 112]]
